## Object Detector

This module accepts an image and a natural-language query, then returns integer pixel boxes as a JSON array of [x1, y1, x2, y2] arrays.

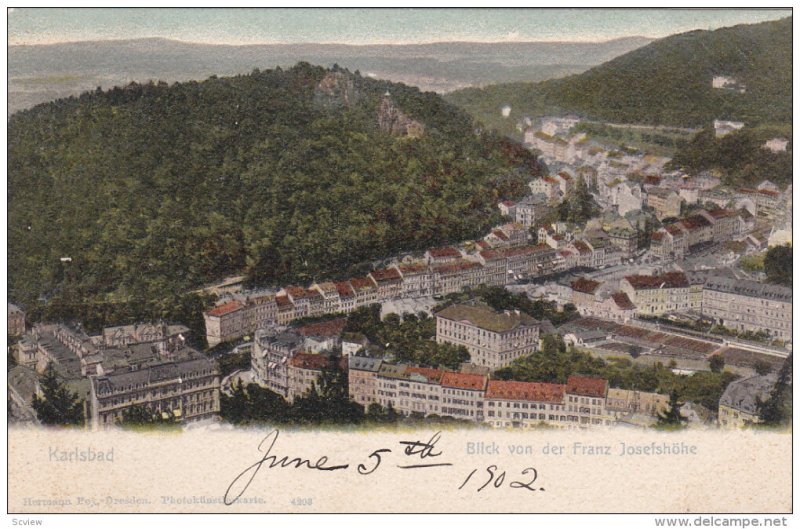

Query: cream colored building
[[702, 277, 792, 341], [287, 353, 331, 403], [348, 356, 383, 408], [620, 272, 690, 316], [89, 354, 220, 430], [435, 303, 540, 370], [606, 388, 669, 417]]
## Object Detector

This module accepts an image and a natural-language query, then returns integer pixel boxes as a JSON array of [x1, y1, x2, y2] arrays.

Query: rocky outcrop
[[377, 92, 424, 138]]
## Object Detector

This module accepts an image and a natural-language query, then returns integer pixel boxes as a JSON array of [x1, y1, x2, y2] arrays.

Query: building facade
[[702, 277, 792, 341], [435, 303, 540, 370]]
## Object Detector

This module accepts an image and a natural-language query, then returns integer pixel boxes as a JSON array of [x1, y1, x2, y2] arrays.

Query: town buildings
[[435, 303, 541, 370], [348, 356, 383, 408], [90, 354, 220, 430], [514, 195, 552, 228], [350, 356, 661, 429], [718, 374, 776, 428], [8, 303, 26, 337], [620, 272, 690, 316], [252, 328, 304, 398], [702, 277, 793, 341], [15, 318, 221, 430], [287, 353, 333, 402], [646, 187, 683, 220]]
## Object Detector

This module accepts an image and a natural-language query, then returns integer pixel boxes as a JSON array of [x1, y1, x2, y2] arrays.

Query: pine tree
[[758, 353, 792, 426], [31, 365, 84, 426], [656, 390, 688, 428]]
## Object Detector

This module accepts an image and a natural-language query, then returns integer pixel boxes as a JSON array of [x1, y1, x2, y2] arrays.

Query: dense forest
[[447, 17, 791, 131], [8, 63, 542, 327], [667, 125, 792, 188]]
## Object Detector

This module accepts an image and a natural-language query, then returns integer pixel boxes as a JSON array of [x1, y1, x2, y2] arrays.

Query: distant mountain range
[[446, 17, 791, 130], [8, 36, 652, 114]]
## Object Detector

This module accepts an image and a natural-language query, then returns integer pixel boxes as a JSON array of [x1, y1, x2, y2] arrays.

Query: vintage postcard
[[5, 7, 794, 526]]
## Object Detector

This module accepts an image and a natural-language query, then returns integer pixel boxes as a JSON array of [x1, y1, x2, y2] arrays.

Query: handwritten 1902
[[224, 430, 542, 505]]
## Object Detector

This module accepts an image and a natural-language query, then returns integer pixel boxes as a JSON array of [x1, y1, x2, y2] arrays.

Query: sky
[[7, 8, 792, 46]]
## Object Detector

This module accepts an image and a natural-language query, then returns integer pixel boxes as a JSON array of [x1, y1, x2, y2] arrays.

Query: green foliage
[[365, 402, 399, 424], [31, 365, 85, 426], [739, 252, 765, 273], [668, 127, 792, 188], [448, 18, 791, 129], [221, 362, 364, 426], [754, 360, 772, 376], [8, 350, 18, 371], [466, 285, 578, 326], [758, 353, 792, 427], [764, 244, 792, 286], [220, 381, 290, 425], [494, 346, 738, 412], [655, 390, 688, 430], [709, 354, 725, 374], [216, 350, 251, 378], [9, 64, 542, 330], [558, 175, 598, 225], [117, 404, 179, 429], [344, 305, 469, 370], [291, 367, 364, 425]]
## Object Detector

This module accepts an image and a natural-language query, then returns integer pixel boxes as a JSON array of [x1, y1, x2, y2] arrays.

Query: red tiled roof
[[644, 175, 661, 186], [543, 176, 558, 184], [624, 272, 689, 290], [611, 292, 635, 310], [566, 375, 607, 398], [350, 277, 377, 291], [370, 267, 402, 283], [297, 318, 347, 339], [275, 295, 294, 309], [479, 249, 501, 261], [665, 224, 684, 236], [498, 244, 550, 258], [432, 260, 482, 274], [501, 200, 515, 207], [206, 300, 243, 317], [739, 188, 780, 198], [705, 208, 735, 219], [305, 289, 323, 301], [289, 353, 331, 371], [680, 215, 712, 230], [397, 263, 427, 275], [557, 172, 573, 181], [440, 372, 487, 391], [334, 281, 355, 298], [476, 240, 490, 250], [572, 240, 592, 254], [491, 230, 510, 241], [285, 285, 310, 299], [651, 232, 665, 242], [427, 247, 461, 258], [572, 277, 601, 294], [405, 366, 445, 383], [485, 380, 565, 403]]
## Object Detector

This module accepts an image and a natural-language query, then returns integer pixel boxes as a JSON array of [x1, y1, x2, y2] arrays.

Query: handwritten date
[[224, 429, 543, 505]]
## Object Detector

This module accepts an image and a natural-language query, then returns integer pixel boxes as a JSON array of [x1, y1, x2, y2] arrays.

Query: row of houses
[[650, 207, 754, 259], [253, 302, 545, 399], [349, 360, 668, 429], [203, 242, 567, 346], [569, 271, 792, 342]]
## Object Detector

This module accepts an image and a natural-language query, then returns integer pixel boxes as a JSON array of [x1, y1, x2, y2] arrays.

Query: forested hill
[[447, 17, 791, 130], [8, 63, 541, 318]]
